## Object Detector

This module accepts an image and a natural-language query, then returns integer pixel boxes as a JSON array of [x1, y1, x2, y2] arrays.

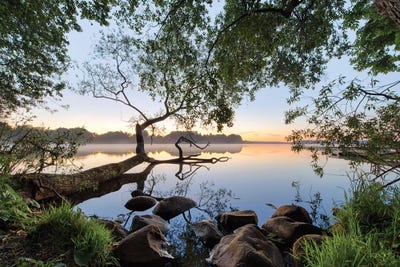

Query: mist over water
[[76, 143, 353, 223]]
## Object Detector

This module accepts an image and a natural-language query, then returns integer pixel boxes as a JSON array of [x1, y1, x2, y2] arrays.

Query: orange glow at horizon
[[31, 118, 289, 142]]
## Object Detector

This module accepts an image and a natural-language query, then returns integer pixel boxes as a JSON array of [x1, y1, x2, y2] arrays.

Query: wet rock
[[153, 196, 197, 220], [131, 189, 146, 198], [124, 196, 158, 211], [192, 220, 223, 248], [292, 234, 326, 267], [216, 210, 258, 233], [262, 216, 323, 248], [271, 205, 312, 224], [113, 224, 173, 267], [96, 219, 128, 241], [131, 189, 164, 201], [208, 224, 284, 267], [130, 214, 169, 234]]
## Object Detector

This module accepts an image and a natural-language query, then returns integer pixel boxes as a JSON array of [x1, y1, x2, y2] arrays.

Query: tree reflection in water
[[136, 173, 238, 266], [69, 160, 237, 266]]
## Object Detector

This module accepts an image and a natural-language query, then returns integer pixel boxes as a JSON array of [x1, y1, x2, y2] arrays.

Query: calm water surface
[[76, 143, 354, 223]]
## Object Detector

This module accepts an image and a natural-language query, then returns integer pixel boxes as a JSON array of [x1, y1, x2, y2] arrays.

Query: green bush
[[302, 179, 400, 266], [29, 202, 116, 266]]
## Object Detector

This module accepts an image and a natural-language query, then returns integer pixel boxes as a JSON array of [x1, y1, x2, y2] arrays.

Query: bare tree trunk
[[135, 123, 145, 155], [375, 0, 400, 25], [12, 131, 228, 203], [67, 164, 155, 205], [13, 154, 146, 201]]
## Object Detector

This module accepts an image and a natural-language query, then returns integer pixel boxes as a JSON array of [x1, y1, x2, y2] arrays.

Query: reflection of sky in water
[[77, 144, 354, 224]]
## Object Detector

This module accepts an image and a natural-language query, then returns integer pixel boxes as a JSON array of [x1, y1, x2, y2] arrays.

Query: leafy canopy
[[80, 0, 348, 131], [0, 0, 117, 117]]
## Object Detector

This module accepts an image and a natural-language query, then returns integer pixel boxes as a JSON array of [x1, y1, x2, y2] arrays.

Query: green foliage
[[0, 0, 118, 116], [344, 0, 400, 74], [213, 0, 346, 89], [302, 226, 399, 267], [29, 203, 115, 266], [283, 1, 400, 179], [80, 1, 349, 132], [1, 122, 90, 174], [286, 77, 400, 178], [336, 178, 400, 239], [302, 179, 400, 266]]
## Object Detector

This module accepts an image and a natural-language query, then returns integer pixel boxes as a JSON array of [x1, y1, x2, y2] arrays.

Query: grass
[[302, 219, 399, 266], [300, 177, 400, 267], [28, 202, 116, 266], [1, 172, 117, 266]]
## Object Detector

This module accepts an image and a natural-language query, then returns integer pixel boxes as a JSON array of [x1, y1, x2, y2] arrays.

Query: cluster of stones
[[207, 206, 325, 267], [99, 191, 326, 267]]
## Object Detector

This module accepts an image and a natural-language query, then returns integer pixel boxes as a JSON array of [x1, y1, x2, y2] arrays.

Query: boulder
[[192, 220, 223, 248], [262, 216, 323, 248], [271, 205, 312, 224], [292, 234, 326, 267], [124, 196, 157, 211], [113, 225, 173, 267], [130, 214, 169, 234], [208, 224, 284, 267], [131, 189, 164, 201], [153, 196, 197, 220], [131, 189, 146, 198], [96, 219, 128, 241], [216, 210, 258, 233]]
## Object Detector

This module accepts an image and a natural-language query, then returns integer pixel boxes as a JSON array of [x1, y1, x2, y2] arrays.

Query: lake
[[75, 143, 354, 225]]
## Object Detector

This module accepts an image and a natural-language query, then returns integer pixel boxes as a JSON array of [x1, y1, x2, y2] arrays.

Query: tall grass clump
[[301, 177, 400, 266], [29, 202, 116, 266], [341, 178, 400, 233], [302, 216, 399, 267]]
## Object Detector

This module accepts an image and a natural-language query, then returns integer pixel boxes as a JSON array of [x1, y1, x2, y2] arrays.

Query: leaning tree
[[127, 0, 400, 184], [12, 1, 237, 201]]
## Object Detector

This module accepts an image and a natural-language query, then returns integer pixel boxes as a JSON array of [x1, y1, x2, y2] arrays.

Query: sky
[[29, 15, 392, 142]]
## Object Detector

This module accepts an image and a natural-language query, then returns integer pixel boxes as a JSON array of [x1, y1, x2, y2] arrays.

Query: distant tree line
[[2, 124, 243, 145], [91, 130, 243, 144]]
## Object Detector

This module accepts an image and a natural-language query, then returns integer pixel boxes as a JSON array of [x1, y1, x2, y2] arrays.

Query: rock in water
[[96, 219, 128, 241], [192, 220, 223, 248], [262, 216, 323, 248], [153, 196, 197, 220], [271, 205, 312, 224], [124, 196, 158, 211], [216, 210, 258, 233], [113, 225, 173, 267], [130, 189, 146, 198], [130, 214, 169, 234], [208, 224, 284, 267]]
